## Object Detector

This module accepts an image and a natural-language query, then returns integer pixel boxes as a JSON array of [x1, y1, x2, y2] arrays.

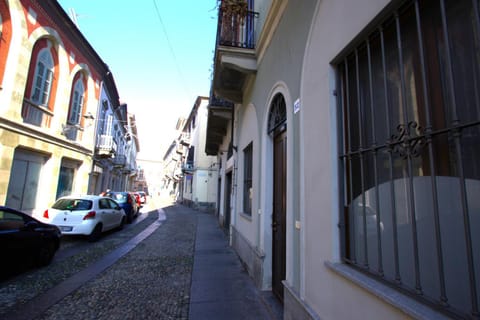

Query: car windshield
[[106, 193, 127, 204], [53, 198, 92, 211]]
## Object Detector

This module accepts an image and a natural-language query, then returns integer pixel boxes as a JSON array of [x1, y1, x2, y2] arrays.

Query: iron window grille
[[336, 0, 480, 318], [268, 93, 287, 136]]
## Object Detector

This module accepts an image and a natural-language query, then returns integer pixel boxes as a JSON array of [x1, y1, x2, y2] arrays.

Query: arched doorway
[[268, 93, 287, 301]]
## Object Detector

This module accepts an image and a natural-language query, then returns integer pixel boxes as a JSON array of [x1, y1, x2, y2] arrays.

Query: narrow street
[[0, 196, 281, 320]]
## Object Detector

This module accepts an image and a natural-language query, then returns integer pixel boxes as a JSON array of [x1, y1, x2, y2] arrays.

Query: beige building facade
[[0, 1, 134, 216], [207, 0, 479, 319], [179, 96, 218, 212]]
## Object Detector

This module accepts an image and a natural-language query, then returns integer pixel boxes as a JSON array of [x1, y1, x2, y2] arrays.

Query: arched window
[[31, 48, 54, 106], [0, 5, 12, 87], [68, 74, 85, 125], [267, 93, 286, 135]]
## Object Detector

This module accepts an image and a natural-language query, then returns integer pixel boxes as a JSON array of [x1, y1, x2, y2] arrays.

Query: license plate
[[60, 226, 73, 232]]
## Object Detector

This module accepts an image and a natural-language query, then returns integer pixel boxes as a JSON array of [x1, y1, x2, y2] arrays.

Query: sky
[[57, 0, 219, 161]]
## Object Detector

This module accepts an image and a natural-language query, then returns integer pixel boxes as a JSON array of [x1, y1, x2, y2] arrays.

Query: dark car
[[0, 206, 61, 273], [104, 191, 138, 223]]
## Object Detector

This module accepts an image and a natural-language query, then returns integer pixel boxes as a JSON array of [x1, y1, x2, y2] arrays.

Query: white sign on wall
[[294, 98, 301, 114]]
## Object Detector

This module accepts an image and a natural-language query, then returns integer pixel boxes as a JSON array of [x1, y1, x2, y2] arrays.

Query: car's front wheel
[[88, 224, 102, 242], [36, 240, 56, 266], [127, 211, 133, 224]]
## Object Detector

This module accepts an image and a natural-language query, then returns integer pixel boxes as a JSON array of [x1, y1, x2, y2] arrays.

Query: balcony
[[22, 99, 53, 127], [95, 134, 117, 158], [122, 163, 136, 174], [176, 142, 188, 156], [113, 154, 126, 168], [180, 133, 190, 146], [212, 2, 259, 103], [182, 161, 195, 173], [61, 123, 83, 141], [205, 95, 234, 155]]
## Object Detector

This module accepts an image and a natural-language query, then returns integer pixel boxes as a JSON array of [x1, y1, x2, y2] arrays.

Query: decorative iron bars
[[337, 0, 480, 318], [218, 0, 258, 49], [268, 93, 287, 135]]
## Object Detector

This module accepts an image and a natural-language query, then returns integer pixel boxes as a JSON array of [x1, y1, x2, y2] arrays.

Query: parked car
[[103, 191, 138, 223], [0, 206, 61, 270], [41, 195, 126, 242], [137, 191, 147, 205], [132, 192, 142, 208]]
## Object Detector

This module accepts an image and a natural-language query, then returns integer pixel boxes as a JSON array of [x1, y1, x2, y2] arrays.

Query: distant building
[[177, 96, 218, 212], [161, 140, 181, 199]]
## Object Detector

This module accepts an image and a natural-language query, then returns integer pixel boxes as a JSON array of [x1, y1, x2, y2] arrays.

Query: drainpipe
[[230, 104, 238, 244], [88, 80, 103, 194]]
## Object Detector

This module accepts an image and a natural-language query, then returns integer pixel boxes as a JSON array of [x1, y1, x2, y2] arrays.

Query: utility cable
[[152, 0, 192, 99]]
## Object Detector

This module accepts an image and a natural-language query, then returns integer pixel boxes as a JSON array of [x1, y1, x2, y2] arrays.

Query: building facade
[[207, 0, 479, 319], [161, 140, 181, 199], [176, 96, 218, 212], [0, 0, 136, 215]]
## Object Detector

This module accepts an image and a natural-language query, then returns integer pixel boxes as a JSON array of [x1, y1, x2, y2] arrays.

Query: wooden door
[[272, 130, 287, 301]]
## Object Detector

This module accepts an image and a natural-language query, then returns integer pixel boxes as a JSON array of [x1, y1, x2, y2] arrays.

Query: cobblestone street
[[38, 202, 196, 320], [1, 197, 196, 320], [0, 196, 280, 320]]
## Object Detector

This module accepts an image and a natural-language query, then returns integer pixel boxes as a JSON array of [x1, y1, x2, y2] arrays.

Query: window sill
[[239, 212, 252, 221], [325, 261, 450, 320]]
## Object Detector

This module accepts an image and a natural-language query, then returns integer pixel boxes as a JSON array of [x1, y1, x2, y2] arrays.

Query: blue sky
[[57, 0, 218, 160]]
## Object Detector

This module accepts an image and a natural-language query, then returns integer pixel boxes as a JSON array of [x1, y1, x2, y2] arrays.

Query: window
[[65, 73, 86, 140], [243, 142, 253, 215], [68, 74, 85, 125], [31, 49, 53, 106], [0, 14, 3, 44], [99, 199, 109, 209], [337, 1, 480, 318], [268, 94, 287, 135], [23, 39, 57, 127], [187, 146, 195, 169], [0, 210, 25, 231]]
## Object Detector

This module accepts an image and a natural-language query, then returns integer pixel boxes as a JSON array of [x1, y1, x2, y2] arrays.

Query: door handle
[[272, 220, 277, 232]]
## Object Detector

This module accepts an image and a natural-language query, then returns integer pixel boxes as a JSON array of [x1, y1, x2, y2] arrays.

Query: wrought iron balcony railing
[[113, 154, 126, 167], [218, 6, 258, 49], [209, 94, 234, 108]]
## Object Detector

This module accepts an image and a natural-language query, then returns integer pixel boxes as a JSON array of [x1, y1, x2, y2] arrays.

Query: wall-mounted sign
[[294, 98, 301, 114]]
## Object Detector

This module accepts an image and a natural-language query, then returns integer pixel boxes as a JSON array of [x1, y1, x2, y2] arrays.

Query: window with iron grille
[[336, 0, 480, 318], [243, 142, 253, 215]]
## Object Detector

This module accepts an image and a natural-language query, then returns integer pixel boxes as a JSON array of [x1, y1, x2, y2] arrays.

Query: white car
[[41, 195, 126, 242]]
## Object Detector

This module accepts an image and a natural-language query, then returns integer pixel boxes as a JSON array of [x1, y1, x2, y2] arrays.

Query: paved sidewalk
[[189, 211, 282, 320]]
